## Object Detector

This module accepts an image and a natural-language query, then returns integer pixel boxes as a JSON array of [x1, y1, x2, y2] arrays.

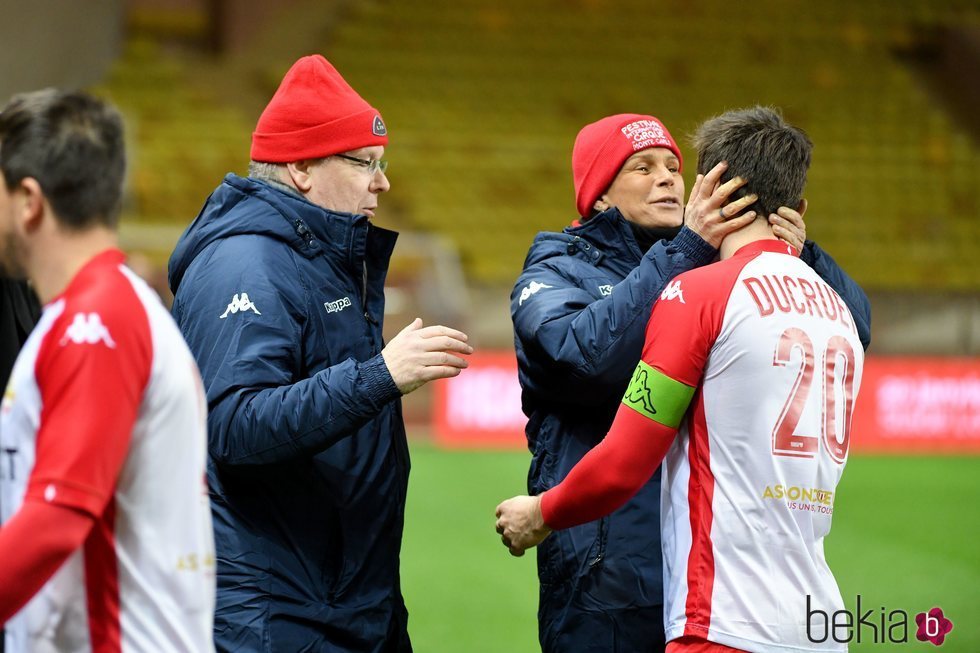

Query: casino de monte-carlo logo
[[807, 596, 954, 646]]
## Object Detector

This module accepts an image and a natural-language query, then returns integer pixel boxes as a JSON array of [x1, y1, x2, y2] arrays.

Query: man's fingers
[[397, 317, 423, 334], [416, 325, 469, 342], [419, 365, 464, 382], [420, 336, 474, 355], [419, 352, 469, 368], [509, 546, 525, 558]]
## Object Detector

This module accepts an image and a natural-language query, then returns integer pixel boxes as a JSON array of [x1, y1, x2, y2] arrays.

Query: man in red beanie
[[168, 54, 472, 652], [508, 112, 871, 652]]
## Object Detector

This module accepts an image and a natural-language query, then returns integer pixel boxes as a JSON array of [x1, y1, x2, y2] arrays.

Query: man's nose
[[372, 170, 390, 193]]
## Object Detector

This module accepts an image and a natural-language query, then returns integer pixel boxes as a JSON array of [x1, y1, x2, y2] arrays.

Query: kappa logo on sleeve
[[220, 293, 262, 318], [660, 279, 685, 303], [518, 281, 553, 306], [59, 313, 116, 348]]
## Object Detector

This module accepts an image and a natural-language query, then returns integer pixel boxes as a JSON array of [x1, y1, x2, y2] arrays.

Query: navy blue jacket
[[169, 174, 411, 653], [511, 208, 871, 651]]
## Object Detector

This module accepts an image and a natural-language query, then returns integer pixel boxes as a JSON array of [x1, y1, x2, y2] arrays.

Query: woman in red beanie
[[508, 113, 871, 653]]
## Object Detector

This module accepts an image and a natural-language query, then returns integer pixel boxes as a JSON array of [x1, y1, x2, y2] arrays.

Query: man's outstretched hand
[[382, 318, 472, 395]]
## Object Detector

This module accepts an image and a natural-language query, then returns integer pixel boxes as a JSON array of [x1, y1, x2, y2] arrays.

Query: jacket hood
[[168, 174, 375, 293], [522, 207, 642, 269]]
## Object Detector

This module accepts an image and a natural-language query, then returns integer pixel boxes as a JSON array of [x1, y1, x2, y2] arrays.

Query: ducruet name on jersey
[[59, 312, 116, 347], [742, 275, 854, 332], [220, 293, 261, 318]]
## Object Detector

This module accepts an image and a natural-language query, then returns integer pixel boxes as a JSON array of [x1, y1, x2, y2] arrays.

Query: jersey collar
[[732, 239, 798, 259]]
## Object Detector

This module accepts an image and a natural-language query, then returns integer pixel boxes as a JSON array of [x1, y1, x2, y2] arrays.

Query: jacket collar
[[566, 207, 644, 266], [230, 175, 398, 269]]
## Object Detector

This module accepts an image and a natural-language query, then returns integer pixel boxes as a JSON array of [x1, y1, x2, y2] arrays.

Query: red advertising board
[[432, 353, 980, 453], [850, 357, 980, 453], [431, 352, 526, 449]]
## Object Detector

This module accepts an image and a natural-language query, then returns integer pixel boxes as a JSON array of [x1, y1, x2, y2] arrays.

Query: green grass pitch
[[401, 447, 979, 652]]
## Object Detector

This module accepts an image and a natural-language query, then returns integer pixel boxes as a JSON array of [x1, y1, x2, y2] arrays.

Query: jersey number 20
[[771, 327, 855, 463]]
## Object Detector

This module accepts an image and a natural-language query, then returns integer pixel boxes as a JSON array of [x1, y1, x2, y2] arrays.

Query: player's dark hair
[[0, 89, 125, 230], [692, 106, 812, 218]]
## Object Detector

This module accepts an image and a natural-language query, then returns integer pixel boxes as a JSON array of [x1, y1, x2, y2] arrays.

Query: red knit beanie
[[572, 114, 682, 218], [250, 55, 388, 163]]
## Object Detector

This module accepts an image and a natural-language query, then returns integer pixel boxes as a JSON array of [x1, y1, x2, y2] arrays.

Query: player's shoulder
[[660, 254, 749, 308], [52, 254, 151, 349]]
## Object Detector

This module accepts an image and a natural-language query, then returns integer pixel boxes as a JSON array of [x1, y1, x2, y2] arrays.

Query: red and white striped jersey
[[648, 240, 863, 652], [0, 250, 215, 653]]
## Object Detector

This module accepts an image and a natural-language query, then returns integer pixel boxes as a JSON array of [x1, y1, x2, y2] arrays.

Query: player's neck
[[29, 225, 119, 304], [719, 219, 778, 261]]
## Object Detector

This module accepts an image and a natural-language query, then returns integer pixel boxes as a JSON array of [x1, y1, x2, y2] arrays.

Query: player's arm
[[0, 502, 94, 621], [499, 262, 727, 556], [0, 299, 150, 618], [496, 362, 694, 555]]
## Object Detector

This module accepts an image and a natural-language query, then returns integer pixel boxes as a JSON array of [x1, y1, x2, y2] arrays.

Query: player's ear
[[797, 198, 807, 218], [15, 177, 45, 235]]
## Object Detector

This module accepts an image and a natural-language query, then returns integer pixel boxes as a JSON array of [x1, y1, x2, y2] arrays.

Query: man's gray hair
[[247, 160, 285, 183], [692, 106, 812, 219]]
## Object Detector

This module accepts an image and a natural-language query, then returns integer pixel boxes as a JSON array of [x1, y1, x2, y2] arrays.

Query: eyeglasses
[[333, 153, 388, 175]]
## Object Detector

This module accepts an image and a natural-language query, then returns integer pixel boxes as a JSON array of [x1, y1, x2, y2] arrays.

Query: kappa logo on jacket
[[59, 312, 116, 348], [220, 293, 261, 318], [324, 297, 352, 314], [518, 281, 553, 306], [660, 279, 685, 304]]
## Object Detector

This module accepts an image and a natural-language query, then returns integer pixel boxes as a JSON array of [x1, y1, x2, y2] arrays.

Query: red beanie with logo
[[250, 55, 388, 163], [572, 113, 682, 218]]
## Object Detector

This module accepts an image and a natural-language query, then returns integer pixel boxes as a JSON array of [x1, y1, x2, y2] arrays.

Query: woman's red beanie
[[572, 114, 681, 218]]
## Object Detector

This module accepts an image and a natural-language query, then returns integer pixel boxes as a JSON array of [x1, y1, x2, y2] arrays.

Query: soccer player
[[0, 89, 215, 652], [497, 106, 863, 653]]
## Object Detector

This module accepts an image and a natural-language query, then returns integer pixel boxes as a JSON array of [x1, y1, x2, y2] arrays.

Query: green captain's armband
[[622, 360, 695, 428]]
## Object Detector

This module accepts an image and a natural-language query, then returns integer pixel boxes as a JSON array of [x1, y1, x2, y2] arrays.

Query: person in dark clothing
[[0, 278, 39, 387], [508, 113, 871, 653], [168, 55, 471, 652], [0, 276, 39, 653]]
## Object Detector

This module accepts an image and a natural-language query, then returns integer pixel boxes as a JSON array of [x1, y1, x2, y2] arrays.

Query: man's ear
[[16, 178, 45, 235], [285, 160, 314, 193], [797, 198, 807, 218]]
